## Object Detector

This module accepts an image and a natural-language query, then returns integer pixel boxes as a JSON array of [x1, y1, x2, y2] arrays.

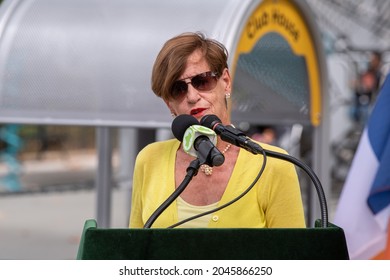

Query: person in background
[[353, 51, 383, 126], [250, 125, 277, 145], [129, 32, 306, 229]]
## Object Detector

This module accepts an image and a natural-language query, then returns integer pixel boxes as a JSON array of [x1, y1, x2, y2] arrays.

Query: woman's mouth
[[190, 108, 206, 117]]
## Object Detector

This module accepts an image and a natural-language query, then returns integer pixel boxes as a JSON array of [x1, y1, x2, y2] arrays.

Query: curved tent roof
[[0, 0, 324, 128], [0, 0, 256, 127]]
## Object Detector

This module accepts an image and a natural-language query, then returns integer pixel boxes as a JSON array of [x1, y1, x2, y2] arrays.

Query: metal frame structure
[[0, 0, 329, 227]]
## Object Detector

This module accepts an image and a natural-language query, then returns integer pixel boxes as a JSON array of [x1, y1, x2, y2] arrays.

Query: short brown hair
[[151, 32, 228, 100]]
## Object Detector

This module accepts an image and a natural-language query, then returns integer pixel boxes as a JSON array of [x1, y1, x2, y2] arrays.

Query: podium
[[76, 219, 349, 260]]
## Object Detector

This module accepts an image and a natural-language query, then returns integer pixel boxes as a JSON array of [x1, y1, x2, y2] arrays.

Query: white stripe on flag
[[334, 129, 387, 259]]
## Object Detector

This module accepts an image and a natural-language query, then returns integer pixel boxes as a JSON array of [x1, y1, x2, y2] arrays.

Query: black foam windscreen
[[171, 114, 199, 141]]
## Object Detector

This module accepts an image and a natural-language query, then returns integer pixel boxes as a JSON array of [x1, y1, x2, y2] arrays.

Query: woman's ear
[[222, 68, 232, 93]]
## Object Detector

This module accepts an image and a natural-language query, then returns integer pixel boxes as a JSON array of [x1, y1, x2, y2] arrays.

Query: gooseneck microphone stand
[[238, 142, 328, 228], [143, 159, 201, 229], [264, 149, 328, 228]]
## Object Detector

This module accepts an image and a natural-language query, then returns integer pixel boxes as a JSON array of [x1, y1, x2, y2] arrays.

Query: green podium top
[[77, 219, 349, 260]]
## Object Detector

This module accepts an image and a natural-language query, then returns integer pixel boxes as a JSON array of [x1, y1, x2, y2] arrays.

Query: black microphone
[[172, 114, 224, 167], [200, 114, 263, 155]]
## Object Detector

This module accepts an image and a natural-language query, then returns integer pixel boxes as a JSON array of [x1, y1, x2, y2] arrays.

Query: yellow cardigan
[[129, 139, 306, 228]]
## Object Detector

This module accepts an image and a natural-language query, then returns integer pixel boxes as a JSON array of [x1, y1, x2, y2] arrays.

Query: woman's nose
[[186, 83, 201, 103]]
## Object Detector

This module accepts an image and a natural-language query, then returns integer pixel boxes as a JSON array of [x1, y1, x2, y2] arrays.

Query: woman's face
[[164, 49, 232, 124]]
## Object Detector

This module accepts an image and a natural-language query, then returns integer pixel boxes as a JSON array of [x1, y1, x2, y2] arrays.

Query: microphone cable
[[167, 148, 267, 229]]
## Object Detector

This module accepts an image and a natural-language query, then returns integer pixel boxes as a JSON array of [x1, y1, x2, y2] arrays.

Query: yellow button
[[212, 215, 219, 222]]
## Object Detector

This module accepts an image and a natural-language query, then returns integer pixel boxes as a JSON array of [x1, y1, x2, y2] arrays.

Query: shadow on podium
[[77, 219, 349, 260]]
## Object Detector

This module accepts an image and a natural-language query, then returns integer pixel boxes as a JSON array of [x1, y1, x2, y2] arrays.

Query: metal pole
[[96, 127, 113, 228], [118, 127, 137, 223], [311, 94, 331, 227]]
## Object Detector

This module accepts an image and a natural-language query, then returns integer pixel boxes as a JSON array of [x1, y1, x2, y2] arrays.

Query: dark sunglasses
[[171, 71, 219, 99]]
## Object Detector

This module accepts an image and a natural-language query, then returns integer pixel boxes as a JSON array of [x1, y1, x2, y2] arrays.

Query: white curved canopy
[[0, 0, 257, 127], [0, 0, 322, 127]]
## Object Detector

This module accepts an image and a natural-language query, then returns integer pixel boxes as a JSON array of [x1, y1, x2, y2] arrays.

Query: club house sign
[[246, 8, 299, 42], [234, 0, 322, 126]]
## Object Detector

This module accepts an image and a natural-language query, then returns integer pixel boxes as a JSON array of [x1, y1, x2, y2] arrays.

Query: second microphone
[[171, 114, 225, 167]]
